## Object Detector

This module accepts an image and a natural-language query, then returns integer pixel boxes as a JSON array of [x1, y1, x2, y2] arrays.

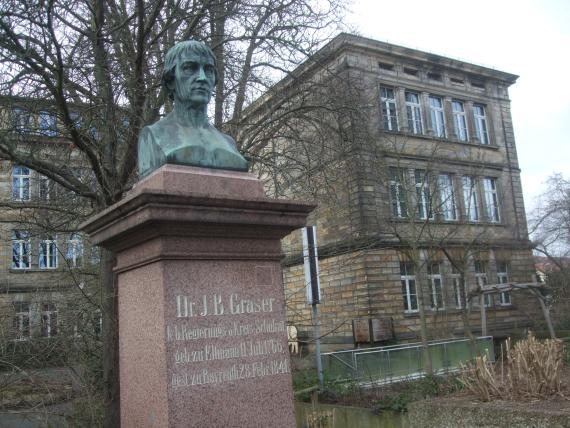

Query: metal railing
[[321, 336, 494, 385]]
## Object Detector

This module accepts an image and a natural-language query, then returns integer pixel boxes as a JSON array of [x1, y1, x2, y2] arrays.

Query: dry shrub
[[460, 332, 564, 401], [305, 406, 335, 428]]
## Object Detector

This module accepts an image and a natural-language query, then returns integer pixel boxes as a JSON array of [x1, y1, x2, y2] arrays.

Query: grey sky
[[347, 0, 570, 213]]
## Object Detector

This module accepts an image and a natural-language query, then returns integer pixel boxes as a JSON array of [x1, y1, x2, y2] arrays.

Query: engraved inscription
[[168, 292, 289, 390]]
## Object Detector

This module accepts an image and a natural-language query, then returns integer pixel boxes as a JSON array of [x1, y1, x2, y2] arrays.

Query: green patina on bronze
[[138, 41, 248, 177]]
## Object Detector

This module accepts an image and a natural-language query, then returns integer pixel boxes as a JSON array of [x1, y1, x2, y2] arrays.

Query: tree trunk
[[100, 248, 120, 428]]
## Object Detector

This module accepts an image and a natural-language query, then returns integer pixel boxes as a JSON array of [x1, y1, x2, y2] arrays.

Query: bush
[[460, 332, 564, 401]]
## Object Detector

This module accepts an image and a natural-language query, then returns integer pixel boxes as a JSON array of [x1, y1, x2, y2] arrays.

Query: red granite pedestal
[[81, 165, 314, 428]]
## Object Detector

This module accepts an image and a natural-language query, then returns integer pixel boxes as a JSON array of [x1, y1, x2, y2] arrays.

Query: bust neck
[[173, 101, 210, 129]]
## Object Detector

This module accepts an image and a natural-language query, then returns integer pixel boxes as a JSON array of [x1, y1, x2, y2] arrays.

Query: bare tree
[[0, 0, 346, 423]]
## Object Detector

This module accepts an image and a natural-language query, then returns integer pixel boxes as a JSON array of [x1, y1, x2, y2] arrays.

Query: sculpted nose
[[197, 66, 207, 81]]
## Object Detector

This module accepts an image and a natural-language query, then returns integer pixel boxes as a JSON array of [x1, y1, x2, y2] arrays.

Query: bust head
[[162, 41, 219, 104]]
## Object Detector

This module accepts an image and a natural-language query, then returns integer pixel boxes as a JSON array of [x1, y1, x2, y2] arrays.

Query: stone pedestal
[[81, 165, 314, 428]]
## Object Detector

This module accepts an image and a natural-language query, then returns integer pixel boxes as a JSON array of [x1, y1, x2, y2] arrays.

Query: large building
[[242, 33, 541, 349], [0, 98, 101, 347]]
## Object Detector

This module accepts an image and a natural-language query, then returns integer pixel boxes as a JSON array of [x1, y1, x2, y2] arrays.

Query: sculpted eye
[[204, 65, 214, 75], [183, 62, 198, 72]]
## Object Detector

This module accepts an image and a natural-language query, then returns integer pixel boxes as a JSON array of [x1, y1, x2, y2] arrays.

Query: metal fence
[[321, 336, 494, 385]]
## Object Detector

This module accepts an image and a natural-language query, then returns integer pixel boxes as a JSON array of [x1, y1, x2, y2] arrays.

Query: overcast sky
[[346, 0, 570, 213]]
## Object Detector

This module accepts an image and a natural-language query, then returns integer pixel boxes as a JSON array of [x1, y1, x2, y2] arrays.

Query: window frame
[[482, 177, 501, 222], [41, 303, 58, 338], [414, 169, 433, 220], [66, 233, 83, 268], [462, 176, 479, 222], [39, 235, 58, 269], [438, 174, 457, 221], [12, 165, 31, 201], [405, 91, 423, 135], [475, 260, 492, 307], [379, 86, 399, 131], [389, 167, 408, 218], [401, 262, 418, 313], [13, 302, 31, 341], [38, 111, 57, 137], [473, 104, 489, 145], [428, 263, 444, 310], [429, 95, 446, 138], [452, 100, 468, 141], [12, 230, 31, 270], [497, 262, 512, 306], [13, 107, 31, 133]]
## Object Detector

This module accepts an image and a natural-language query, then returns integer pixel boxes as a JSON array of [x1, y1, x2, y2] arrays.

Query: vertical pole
[[480, 295, 487, 336], [533, 290, 556, 339], [312, 304, 323, 386]]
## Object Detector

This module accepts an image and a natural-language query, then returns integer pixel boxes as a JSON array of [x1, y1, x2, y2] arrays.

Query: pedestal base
[[81, 165, 314, 428]]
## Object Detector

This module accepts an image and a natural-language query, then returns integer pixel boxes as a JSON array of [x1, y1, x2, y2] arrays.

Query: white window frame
[[66, 233, 83, 268], [12, 165, 31, 201], [405, 91, 423, 134], [38, 174, 54, 201], [13, 107, 31, 133], [13, 302, 31, 341], [497, 262, 511, 306], [401, 262, 418, 313], [462, 176, 479, 221], [452, 100, 468, 141], [12, 230, 31, 269], [380, 87, 398, 131], [39, 235, 58, 269], [483, 178, 500, 222], [475, 261, 492, 307], [429, 95, 446, 138], [428, 263, 444, 310], [41, 303, 58, 338], [414, 169, 433, 220], [389, 167, 408, 218], [473, 104, 489, 145], [38, 111, 57, 136], [438, 174, 457, 221]]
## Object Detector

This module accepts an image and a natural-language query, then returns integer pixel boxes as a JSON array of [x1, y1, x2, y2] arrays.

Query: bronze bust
[[138, 41, 248, 177]]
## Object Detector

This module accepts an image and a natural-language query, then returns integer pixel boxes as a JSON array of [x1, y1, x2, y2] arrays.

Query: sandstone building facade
[[0, 98, 101, 348], [243, 34, 540, 348]]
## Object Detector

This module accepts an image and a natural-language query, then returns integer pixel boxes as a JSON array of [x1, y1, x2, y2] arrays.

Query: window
[[39, 235, 58, 269], [405, 92, 423, 134], [428, 263, 444, 309], [427, 71, 442, 81], [38, 175, 55, 201], [12, 165, 31, 201], [482, 178, 500, 222], [401, 262, 418, 313], [90, 246, 101, 265], [389, 167, 408, 218], [41, 303, 58, 337], [13, 108, 31, 133], [13, 302, 31, 340], [429, 96, 446, 138], [438, 174, 457, 220], [475, 261, 492, 307], [66, 233, 83, 268], [462, 176, 479, 221], [415, 169, 432, 220], [452, 101, 468, 141], [473, 104, 489, 144], [380, 87, 398, 131], [404, 67, 418, 77], [38, 111, 57, 136], [12, 230, 31, 269], [70, 111, 82, 129], [451, 267, 467, 309], [378, 62, 394, 71], [497, 262, 511, 305]]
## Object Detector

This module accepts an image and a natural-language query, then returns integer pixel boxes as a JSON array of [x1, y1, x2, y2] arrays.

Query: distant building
[[243, 34, 541, 349], [0, 97, 101, 344]]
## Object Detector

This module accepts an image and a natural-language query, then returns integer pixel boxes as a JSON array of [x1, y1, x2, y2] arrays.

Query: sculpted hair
[[162, 40, 218, 100]]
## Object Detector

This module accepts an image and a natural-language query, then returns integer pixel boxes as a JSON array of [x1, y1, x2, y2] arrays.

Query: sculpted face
[[173, 51, 216, 107]]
